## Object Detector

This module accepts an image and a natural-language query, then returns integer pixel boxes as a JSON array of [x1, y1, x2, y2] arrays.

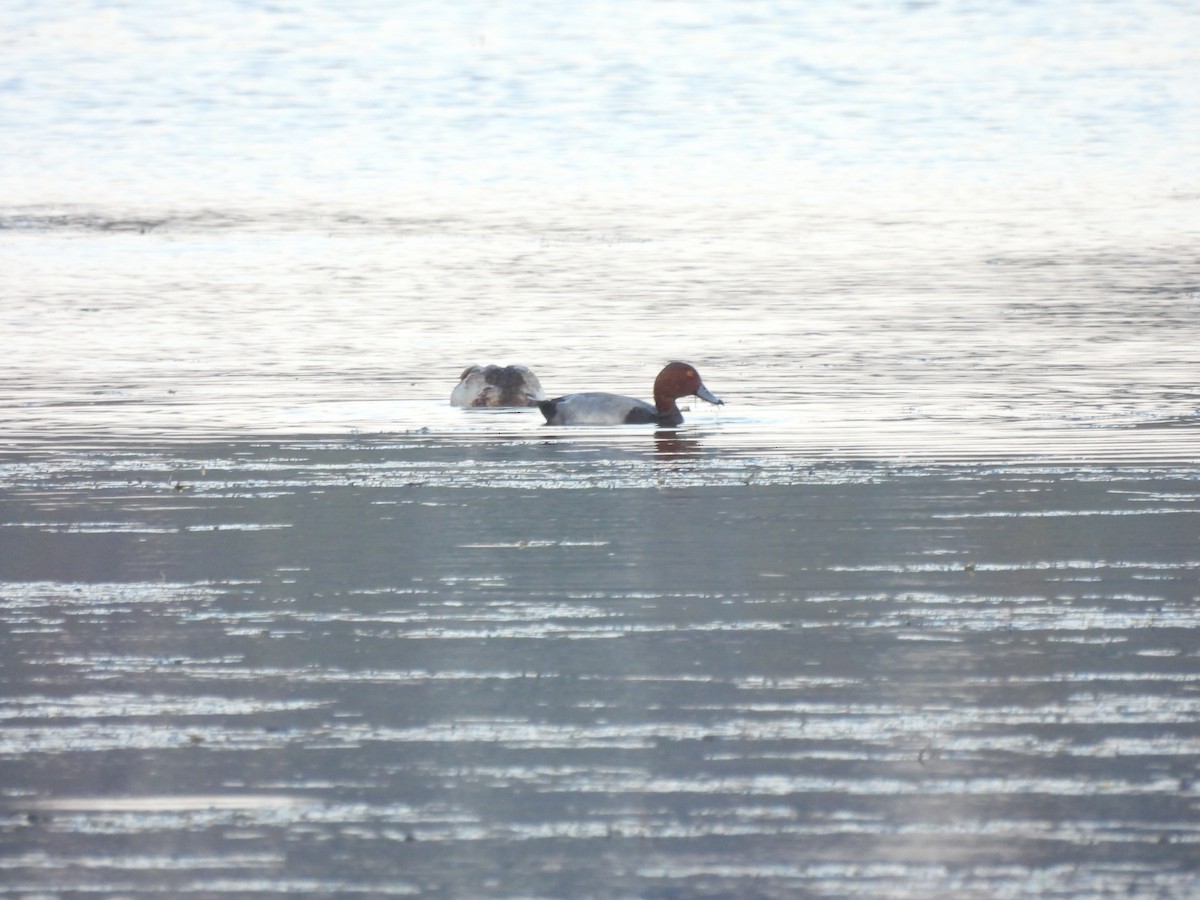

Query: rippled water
[[4, 189, 1197, 463], [3, 0, 1200, 897], [3, 461, 1200, 896]]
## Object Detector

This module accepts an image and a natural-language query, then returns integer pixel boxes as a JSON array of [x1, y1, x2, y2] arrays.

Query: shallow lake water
[[2, 198, 1198, 897], [3, 442, 1200, 898], [3, 1, 1200, 897]]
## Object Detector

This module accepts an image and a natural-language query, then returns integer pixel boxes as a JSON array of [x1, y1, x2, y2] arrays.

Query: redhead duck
[[538, 361, 723, 426], [451, 364, 545, 408]]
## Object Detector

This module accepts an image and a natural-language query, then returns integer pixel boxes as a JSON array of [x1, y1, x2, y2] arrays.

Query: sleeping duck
[[451, 364, 546, 407]]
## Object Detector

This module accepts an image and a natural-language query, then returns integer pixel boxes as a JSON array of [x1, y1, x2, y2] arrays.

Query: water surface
[[2, 1, 1200, 897]]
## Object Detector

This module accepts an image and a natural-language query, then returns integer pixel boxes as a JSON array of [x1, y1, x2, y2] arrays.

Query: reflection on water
[[653, 430, 705, 459]]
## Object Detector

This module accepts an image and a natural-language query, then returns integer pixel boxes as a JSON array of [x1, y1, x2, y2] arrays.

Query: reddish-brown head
[[652, 362, 723, 412]]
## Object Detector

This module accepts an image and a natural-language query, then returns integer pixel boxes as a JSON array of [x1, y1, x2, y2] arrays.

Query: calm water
[[2, 1, 1200, 897]]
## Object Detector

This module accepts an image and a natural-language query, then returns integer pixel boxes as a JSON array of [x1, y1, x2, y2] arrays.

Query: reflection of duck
[[654, 431, 703, 457], [451, 364, 545, 407], [538, 362, 723, 426]]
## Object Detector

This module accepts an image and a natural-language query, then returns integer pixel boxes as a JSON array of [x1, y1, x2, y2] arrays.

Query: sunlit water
[[2, 1, 1200, 897]]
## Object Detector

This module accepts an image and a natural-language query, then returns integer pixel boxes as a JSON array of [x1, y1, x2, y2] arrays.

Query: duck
[[538, 361, 723, 426], [451, 364, 546, 408]]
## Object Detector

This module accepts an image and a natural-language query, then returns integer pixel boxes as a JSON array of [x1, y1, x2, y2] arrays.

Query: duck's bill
[[695, 383, 724, 406]]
